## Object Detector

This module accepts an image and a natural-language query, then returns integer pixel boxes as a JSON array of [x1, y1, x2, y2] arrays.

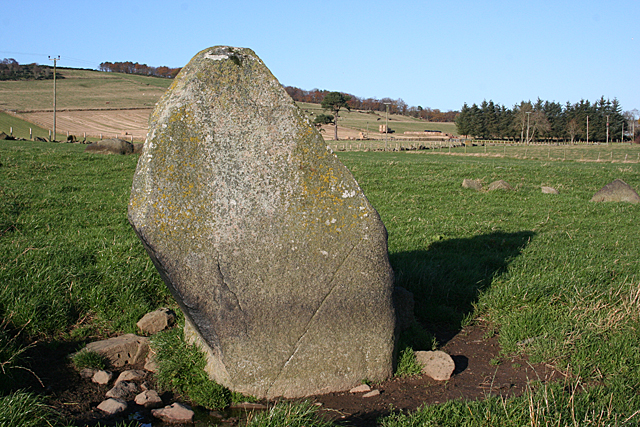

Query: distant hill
[[0, 67, 458, 141]]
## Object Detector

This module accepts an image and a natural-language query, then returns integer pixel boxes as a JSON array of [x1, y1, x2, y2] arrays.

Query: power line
[[0, 51, 98, 68], [0, 50, 48, 58]]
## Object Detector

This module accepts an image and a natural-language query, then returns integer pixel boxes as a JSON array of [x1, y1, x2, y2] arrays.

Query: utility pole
[[384, 102, 390, 151], [606, 115, 610, 144], [49, 56, 60, 141], [586, 115, 589, 144], [525, 111, 531, 144]]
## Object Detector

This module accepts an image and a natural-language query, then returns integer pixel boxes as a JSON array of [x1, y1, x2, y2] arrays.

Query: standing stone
[[590, 179, 640, 203], [128, 46, 396, 399]]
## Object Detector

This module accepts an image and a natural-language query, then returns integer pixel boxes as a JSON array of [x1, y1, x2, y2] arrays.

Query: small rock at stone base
[[92, 370, 113, 385], [349, 384, 372, 393], [106, 380, 139, 400], [144, 350, 159, 373], [362, 389, 381, 398], [541, 186, 559, 194], [136, 307, 176, 335], [152, 402, 195, 424], [415, 350, 456, 381], [209, 410, 225, 419], [80, 368, 96, 379], [97, 398, 127, 415], [82, 334, 149, 368], [115, 369, 146, 384], [134, 389, 163, 409]]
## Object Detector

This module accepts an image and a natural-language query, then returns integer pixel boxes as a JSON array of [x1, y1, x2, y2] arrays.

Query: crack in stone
[[265, 238, 363, 396], [215, 254, 244, 315]]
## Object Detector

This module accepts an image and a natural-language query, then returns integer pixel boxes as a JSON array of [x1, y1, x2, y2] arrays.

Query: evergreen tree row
[[455, 97, 630, 143]]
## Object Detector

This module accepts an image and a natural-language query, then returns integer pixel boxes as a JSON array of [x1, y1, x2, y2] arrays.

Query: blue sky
[[2, 0, 638, 112]]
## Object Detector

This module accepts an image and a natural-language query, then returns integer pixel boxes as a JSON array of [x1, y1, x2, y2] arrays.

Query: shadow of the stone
[[451, 355, 469, 375], [392, 230, 535, 345]]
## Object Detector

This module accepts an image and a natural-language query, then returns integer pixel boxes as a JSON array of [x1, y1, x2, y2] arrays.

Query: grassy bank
[[0, 111, 59, 141], [1, 140, 639, 425]]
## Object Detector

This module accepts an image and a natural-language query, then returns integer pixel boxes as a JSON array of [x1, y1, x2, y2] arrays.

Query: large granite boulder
[[128, 46, 396, 399]]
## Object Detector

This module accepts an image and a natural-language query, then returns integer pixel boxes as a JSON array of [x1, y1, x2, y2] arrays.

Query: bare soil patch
[[23, 323, 557, 426], [312, 324, 558, 426]]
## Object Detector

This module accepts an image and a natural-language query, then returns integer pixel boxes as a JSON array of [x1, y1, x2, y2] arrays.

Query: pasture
[[1, 139, 639, 425]]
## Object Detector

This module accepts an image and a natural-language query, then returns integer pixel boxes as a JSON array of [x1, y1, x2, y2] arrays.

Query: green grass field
[[1, 140, 640, 425], [0, 68, 171, 112]]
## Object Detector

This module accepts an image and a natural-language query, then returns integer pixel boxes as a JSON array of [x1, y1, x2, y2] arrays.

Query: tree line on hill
[[283, 86, 458, 122], [98, 61, 182, 78], [0, 58, 55, 81], [455, 97, 638, 143]]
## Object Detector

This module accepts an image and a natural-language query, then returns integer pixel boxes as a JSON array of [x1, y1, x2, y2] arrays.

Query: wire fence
[[328, 139, 640, 163]]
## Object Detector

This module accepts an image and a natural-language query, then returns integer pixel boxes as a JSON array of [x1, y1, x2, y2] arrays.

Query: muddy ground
[[23, 323, 558, 426]]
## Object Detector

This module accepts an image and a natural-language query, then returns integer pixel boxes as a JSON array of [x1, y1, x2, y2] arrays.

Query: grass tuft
[[395, 347, 423, 378], [0, 390, 57, 427], [246, 401, 335, 427], [151, 325, 231, 409], [71, 350, 108, 370]]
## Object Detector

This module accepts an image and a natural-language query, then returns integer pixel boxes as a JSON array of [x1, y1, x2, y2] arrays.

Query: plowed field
[[18, 109, 152, 141]]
